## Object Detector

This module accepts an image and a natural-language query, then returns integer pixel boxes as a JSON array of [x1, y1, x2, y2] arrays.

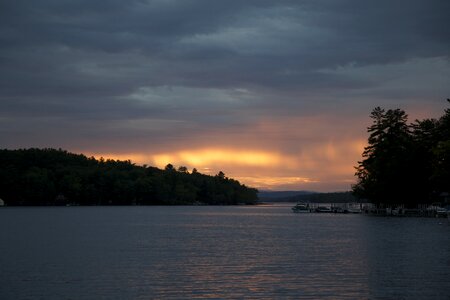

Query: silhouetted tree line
[[353, 106, 450, 207], [0, 148, 258, 206]]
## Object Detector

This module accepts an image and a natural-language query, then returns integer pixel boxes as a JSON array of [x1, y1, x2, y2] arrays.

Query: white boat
[[315, 206, 332, 213], [292, 203, 310, 213], [347, 207, 362, 214]]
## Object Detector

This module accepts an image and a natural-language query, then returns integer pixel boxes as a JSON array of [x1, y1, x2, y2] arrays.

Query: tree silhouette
[[164, 163, 174, 171], [177, 166, 188, 173], [0, 149, 258, 206], [353, 105, 450, 207]]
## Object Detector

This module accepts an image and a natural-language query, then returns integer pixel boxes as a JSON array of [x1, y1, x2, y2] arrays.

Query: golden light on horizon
[[85, 148, 294, 169], [153, 148, 292, 168], [235, 176, 318, 189], [83, 138, 366, 191]]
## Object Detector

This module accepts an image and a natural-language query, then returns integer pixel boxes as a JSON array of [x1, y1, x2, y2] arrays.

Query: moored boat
[[347, 207, 362, 214], [315, 206, 332, 213], [292, 203, 310, 213]]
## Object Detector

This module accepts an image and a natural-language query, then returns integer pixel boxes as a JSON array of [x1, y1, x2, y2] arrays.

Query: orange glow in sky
[[3, 1, 449, 194], [85, 138, 367, 192], [153, 149, 293, 168]]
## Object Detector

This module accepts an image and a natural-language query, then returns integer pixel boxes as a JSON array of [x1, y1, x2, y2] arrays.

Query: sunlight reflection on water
[[0, 205, 449, 299]]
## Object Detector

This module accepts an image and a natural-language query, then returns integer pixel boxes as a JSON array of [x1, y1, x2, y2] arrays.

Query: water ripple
[[0, 206, 449, 299]]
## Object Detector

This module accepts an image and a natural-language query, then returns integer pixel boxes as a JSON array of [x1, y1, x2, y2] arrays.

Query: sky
[[1, 0, 449, 191]]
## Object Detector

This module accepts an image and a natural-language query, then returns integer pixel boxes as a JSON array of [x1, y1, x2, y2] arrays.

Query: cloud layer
[[1, 0, 449, 191]]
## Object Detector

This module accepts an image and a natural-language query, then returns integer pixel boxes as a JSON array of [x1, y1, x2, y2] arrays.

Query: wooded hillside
[[0, 148, 258, 206]]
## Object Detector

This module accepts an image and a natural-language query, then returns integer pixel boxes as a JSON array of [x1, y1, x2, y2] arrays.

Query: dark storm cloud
[[1, 0, 449, 148]]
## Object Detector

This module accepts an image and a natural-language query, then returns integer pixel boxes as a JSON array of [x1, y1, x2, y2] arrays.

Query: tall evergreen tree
[[431, 109, 450, 195], [354, 105, 450, 207], [353, 107, 413, 206]]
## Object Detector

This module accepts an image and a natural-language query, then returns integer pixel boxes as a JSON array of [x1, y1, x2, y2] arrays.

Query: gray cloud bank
[[1, 0, 449, 154]]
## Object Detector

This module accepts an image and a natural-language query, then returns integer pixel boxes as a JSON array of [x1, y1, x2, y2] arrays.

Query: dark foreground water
[[0, 205, 449, 299]]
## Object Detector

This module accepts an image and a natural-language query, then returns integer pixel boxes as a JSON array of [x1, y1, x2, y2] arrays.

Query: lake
[[1, 205, 449, 299]]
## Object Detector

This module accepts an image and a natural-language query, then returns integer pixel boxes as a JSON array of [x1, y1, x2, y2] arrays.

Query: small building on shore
[[0, 198, 5, 206]]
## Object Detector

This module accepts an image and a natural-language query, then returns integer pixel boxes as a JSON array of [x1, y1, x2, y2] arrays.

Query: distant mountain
[[286, 191, 357, 203], [258, 191, 357, 203], [258, 190, 315, 202]]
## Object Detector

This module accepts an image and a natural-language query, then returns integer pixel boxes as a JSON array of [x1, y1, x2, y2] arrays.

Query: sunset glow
[[2, 1, 448, 192], [2, 2, 449, 298], [153, 149, 288, 168], [84, 137, 367, 191], [235, 176, 318, 190]]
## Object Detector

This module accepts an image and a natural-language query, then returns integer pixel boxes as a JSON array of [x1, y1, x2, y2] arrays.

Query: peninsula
[[0, 148, 258, 206]]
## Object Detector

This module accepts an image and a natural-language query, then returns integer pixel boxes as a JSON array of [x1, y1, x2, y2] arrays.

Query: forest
[[0, 148, 258, 206], [353, 106, 450, 207]]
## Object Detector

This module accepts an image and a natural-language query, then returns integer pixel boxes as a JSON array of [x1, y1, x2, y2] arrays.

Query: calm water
[[0, 205, 449, 299]]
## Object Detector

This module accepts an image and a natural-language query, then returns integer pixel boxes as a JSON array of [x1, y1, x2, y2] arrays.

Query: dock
[[292, 202, 449, 217]]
